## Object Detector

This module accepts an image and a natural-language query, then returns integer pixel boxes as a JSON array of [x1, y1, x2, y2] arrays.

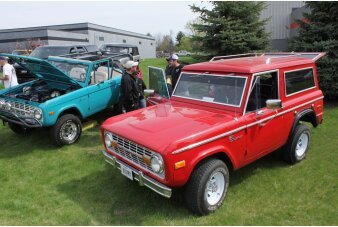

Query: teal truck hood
[[0, 54, 84, 87]]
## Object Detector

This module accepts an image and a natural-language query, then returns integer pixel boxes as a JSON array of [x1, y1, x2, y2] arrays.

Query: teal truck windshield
[[49, 61, 89, 83]]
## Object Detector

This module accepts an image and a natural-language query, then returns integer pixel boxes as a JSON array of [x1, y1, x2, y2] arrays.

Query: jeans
[[139, 99, 146, 108]]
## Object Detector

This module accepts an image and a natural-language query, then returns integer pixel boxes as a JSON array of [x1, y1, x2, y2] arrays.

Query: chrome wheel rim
[[61, 121, 78, 142], [296, 133, 309, 157], [205, 171, 225, 206]]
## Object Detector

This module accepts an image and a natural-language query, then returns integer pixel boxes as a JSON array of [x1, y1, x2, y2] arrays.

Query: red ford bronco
[[101, 52, 325, 215]]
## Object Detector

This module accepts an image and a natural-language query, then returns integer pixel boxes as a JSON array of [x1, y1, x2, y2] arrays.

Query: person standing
[[169, 54, 183, 90], [135, 74, 147, 108], [165, 56, 173, 77], [0, 56, 18, 89], [119, 60, 140, 113]]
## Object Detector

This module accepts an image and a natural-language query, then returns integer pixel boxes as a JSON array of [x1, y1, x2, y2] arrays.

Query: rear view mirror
[[266, 99, 282, 110]]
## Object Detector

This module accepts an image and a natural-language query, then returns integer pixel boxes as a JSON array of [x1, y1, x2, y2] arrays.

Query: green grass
[[0, 59, 337, 225]]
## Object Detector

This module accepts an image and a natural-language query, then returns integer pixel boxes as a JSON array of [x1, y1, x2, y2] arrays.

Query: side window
[[77, 46, 86, 53], [284, 68, 315, 96], [132, 47, 139, 55], [70, 48, 76, 54], [89, 61, 112, 85], [246, 72, 278, 112]]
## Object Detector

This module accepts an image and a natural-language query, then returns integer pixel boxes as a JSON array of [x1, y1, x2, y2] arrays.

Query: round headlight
[[0, 99, 5, 108], [4, 103, 11, 111], [104, 133, 113, 147], [150, 154, 164, 173], [34, 109, 42, 120]]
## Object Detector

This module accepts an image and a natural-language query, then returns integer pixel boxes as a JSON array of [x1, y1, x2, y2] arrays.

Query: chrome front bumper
[[0, 110, 42, 128], [101, 150, 172, 198]]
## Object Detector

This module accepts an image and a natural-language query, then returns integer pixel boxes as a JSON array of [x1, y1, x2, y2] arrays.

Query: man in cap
[[169, 54, 183, 90], [119, 60, 140, 113], [0, 56, 18, 89]]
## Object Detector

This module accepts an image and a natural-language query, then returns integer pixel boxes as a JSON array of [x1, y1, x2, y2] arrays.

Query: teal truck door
[[87, 66, 121, 114]]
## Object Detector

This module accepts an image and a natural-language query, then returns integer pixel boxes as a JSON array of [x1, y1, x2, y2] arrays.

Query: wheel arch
[[290, 108, 318, 136], [189, 148, 236, 176], [58, 107, 83, 119]]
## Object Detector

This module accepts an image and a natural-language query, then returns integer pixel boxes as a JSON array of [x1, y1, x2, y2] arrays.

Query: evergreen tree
[[289, 2, 338, 99], [190, 2, 269, 55], [176, 31, 185, 46]]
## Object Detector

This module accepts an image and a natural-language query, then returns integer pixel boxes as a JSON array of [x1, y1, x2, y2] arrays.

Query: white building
[[0, 22, 156, 58]]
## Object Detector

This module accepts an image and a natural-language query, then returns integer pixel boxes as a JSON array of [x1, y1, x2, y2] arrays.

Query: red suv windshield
[[173, 73, 247, 107]]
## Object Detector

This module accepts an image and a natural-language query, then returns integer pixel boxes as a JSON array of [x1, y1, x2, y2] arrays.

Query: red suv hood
[[102, 102, 240, 154]]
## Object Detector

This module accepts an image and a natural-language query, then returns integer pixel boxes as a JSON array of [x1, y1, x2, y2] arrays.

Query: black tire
[[282, 124, 311, 164], [185, 159, 229, 215], [50, 114, 82, 146], [8, 122, 30, 135]]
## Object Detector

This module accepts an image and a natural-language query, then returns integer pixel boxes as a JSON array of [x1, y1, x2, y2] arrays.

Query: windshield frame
[[172, 72, 248, 108]]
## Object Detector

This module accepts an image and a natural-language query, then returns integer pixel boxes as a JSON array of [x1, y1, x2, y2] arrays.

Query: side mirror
[[266, 99, 282, 110], [144, 89, 155, 98]]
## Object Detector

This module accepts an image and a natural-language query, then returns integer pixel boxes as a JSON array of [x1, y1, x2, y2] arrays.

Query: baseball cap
[[124, 60, 139, 69], [169, 54, 179, 61]]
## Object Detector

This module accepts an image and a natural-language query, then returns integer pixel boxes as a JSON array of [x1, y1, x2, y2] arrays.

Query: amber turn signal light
[[143, 155, 151, 165], [174, 160, 186, 170]]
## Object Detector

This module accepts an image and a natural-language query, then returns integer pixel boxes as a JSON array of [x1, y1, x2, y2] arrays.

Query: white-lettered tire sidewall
[[203, 166, 229, 213]]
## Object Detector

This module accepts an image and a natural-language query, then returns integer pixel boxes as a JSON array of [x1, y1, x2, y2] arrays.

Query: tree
[[156, 34, 175, 52], [178, 37, 193, 52], [176, 31, 185, 46], [289, 2, 338, 99], [190, 2, 269, 55]]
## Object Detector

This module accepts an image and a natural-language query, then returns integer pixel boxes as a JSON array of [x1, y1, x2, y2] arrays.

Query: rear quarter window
[[284, 68, 315, 96]]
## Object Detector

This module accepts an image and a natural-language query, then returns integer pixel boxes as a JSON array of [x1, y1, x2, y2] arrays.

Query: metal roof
[[102, 43, 138, 48], [0, 22, 154, 40], [183, 55, 317, 74]]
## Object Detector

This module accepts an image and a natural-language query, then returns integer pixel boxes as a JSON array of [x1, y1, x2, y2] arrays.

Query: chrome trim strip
[[172, 72, 248, 108], [102, 150, 172, 198], [284, 67, 316, 97], [172, 125, 247, 154], [172, 96, 324, 155], [246, 96, 324, 127]]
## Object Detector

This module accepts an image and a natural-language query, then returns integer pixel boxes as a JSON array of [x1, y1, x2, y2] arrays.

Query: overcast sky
[[0, 1, 211, 37]]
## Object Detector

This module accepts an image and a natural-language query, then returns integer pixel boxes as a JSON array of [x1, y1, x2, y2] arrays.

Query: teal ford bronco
[[0, 53, 122, 146]]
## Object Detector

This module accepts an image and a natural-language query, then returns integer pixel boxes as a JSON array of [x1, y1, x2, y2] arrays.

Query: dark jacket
[[165, 64, 172, 76], [171, 64, 183, 89], [136, 77, 147, 99], [120, 71, 139, 112]]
